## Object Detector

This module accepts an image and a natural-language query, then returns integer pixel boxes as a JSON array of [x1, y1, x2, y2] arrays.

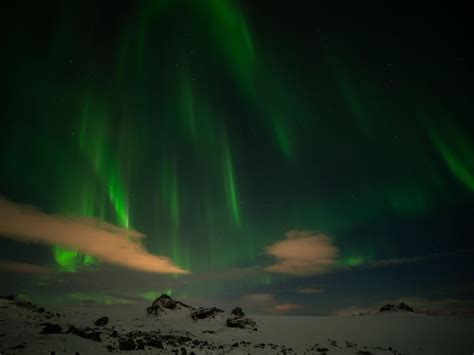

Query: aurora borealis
[[1, 1, 473, 314]]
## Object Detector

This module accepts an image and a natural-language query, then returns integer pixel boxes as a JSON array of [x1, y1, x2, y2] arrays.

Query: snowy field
[[1, 296, 473, 354]]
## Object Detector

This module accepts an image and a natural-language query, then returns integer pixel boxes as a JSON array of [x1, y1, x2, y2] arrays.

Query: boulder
[[94, 316, 109, 326], [41, 323, 62, 334], [231, 307, 245, 317], [191, 307, 224, 320]]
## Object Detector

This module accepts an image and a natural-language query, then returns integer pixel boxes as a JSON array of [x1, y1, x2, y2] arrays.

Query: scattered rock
[[12, 344, 25, 350], [191, 307, 224, 320], [106, 345, 115, 352], [231, 307, 245, 317], [94, 316, 109, 326], [146, 338, 164, 349], [119, 338, 137, 351], [41, 323, 62, 334]]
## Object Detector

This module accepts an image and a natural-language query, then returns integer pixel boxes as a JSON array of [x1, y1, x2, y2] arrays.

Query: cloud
[[265, 231, 338, 276], [272, 303, 303, 313], [0, 260, 54, 274], [240, 293, 303, 314], [0, 198, 188, 274], [295, 286, 323, 294]]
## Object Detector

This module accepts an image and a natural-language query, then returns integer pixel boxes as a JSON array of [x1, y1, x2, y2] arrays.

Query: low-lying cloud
[[241, 293, 303, 314], [0, 198, 188, 274], [265, 231, 338, 275], [0, 259, 54, 274]]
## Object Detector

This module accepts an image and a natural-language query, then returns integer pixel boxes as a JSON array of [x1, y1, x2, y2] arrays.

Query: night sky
[[1, 1, 474, 315]]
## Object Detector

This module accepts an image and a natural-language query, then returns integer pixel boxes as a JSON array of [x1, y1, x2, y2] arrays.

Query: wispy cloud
[[0, 198, 188, 274], [265, 231, 339, 276], [295, 285, 324, 294]]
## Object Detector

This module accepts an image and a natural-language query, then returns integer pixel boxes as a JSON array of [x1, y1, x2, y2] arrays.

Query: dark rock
[[356, 351, 373, 355], [119, 338, 136, 351], [147, 294, 191, 315], [191, 307, 224, 320], [66, 325, 101, 342], [136, 340, 145, 350], [180, 347, 187, 355], [94, 316, 109, 326], [41, 323, 62, 334], [106, 345, 114, 352], [231, 307, 245, 317], [38, 307, 45, 313], [84, 331, 102, 342], [146, 338, 164, 349], [12, 344, 25, 349], [316, 347, 329, 352], [232, 342, 239, 347], [226, 316, 257, 330], [379, 302, 414, 313], [398, 302, 414, 312]]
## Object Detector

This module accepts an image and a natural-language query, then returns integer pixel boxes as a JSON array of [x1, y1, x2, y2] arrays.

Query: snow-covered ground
[[1, 296, 473, 354]]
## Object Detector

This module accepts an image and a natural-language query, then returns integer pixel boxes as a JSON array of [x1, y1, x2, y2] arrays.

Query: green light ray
[[222, 133, 241, 226]]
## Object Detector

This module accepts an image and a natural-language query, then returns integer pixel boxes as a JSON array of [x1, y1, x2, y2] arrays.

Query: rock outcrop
[[226, 316, 257, 330], [231, 307, 245, 317], [191, 307, 224, 320], [226, 307, 257, 330], [379, 302, 414, 313], [147, 294, 191, 316]]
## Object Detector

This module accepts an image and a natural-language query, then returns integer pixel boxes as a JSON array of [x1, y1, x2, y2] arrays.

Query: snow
[[1, 298, 473, 354]]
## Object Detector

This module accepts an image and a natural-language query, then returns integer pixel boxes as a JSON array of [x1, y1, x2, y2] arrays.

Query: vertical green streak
[[272, 116, 293, 160], [54, 94, 130, 271], [222, 134, 241, 225], [181, 74, 197, 139], [205, 0, 256, 94], [170, 167, 180, 260]]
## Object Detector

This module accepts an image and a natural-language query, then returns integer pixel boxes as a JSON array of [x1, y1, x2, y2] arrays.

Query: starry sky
[[1, 1, 474, 315]]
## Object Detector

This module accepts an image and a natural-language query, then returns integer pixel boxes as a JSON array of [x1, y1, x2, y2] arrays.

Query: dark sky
[[1, 1, 473, 315]]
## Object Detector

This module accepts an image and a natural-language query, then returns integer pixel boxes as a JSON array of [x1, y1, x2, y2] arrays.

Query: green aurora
[[1, 1, 474, 304]]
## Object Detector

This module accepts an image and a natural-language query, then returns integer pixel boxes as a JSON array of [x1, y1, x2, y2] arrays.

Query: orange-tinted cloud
[[0, 198, 188, 274], [265, 230, 338, 275], [272, 303, 303, 313], [241, 293, 303, 314], [0, 259, 54, 274]]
